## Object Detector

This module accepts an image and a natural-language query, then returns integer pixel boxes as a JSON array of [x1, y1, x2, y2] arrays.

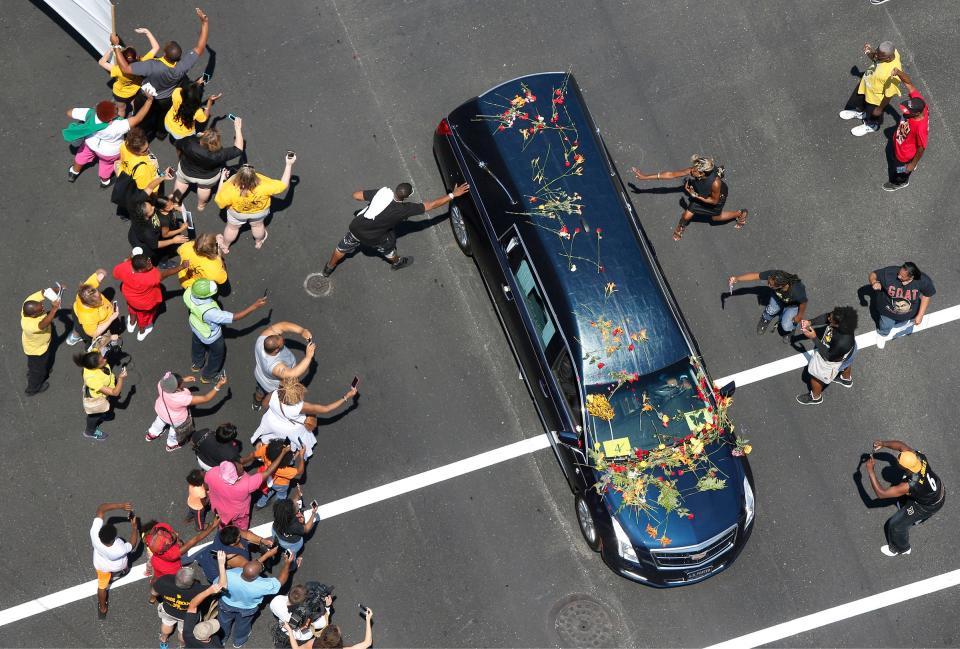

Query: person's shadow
[[720, 286, 769, 311], [222, 313, 271, 340], [395, 211, 450, 238], [853, 452, 903, 509], [627, 181, 684, 196], [857, 284, 881, 326], [270, 176, 300, 214], [192, 388, 232, 418]]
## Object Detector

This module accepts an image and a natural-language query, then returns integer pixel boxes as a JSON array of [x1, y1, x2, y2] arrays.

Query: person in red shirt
[[143, 516, 219, 587], [884, 69, 928, 192], [112, 252, 186, 340]]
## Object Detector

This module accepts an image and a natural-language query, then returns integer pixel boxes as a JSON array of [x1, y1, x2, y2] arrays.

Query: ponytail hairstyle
[[73, 351, 102, 370]]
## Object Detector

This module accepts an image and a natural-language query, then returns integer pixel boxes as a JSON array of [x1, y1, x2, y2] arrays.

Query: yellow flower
[[658, 443, 665, 450], [689, 438, 704, 455], [586, 394, 615, 421], [743, 444, 753, 455], [594, 442, 601, 451], [639, 461, 648, 468]]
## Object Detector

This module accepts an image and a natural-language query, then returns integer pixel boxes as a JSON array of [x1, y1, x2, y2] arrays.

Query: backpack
[[111, 161, 147, 207]]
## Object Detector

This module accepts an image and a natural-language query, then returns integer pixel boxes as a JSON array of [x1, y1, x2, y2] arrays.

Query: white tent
[[42, 0, 114, 55]]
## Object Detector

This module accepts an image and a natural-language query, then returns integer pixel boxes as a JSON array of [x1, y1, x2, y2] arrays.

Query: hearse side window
[[513, 259, 556, 348], [550, 349, 583, 429]]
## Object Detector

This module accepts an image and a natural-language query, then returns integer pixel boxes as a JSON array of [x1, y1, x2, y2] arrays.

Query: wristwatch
[[447, 192, 454, 200]]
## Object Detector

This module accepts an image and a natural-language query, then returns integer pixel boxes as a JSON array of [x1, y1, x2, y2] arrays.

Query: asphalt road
[[2, 1, 959, 647]]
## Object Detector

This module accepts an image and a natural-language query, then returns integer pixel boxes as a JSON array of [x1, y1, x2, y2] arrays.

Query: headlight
[[743, 476, 755, 527], [611, 516, 639, 563]]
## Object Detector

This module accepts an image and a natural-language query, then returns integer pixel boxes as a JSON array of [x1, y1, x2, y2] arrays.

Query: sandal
[[672, 224, 686, 242], [735, 209, 748, 229], [254, 230, 269, 249]]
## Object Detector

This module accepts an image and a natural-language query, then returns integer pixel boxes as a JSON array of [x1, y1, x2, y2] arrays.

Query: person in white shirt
[[90, 501, 140, 618], [66, 95, 153, 187], [269, 584, 331, 644]]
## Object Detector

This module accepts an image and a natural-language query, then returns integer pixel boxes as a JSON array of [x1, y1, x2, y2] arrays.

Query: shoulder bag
[[160, 389, 195, 446]]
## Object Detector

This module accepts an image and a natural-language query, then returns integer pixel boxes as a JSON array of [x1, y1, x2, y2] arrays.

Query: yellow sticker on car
[[602, 437, 632, 457], [683, 408, 712, 432]]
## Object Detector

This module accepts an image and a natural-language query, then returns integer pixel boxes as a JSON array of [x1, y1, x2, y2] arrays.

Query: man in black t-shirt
[[728, 269, 808, 342], [796, 306, 858, 405], [184, 579, 225, 648], [153, 566, 208, 649], [868, 262, 935, 349], [865, 440, 945, 557], [319, 181, 469, 276]]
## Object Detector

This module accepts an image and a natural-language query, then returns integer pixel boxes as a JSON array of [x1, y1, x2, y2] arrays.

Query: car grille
[[649, 523, 738, 570]]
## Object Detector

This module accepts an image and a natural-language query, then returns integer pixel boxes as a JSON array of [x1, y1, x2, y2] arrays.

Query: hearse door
[[498, 228, 584, 489]]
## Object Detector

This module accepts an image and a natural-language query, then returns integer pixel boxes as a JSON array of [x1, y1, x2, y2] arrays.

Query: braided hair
[[767, 270, 800, 289]]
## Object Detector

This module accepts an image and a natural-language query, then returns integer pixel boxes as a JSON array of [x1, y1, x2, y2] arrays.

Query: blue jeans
[[877, 314, 907, 336], [762, 297, 799, 332], [218, 601, 258, 647], [191, 334, 226, 381], [255, 483, 290, 509]]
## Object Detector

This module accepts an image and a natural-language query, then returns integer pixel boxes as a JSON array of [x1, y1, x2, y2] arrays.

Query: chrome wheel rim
[[450, 205, 469, 248], [576, 498, 596, 545]]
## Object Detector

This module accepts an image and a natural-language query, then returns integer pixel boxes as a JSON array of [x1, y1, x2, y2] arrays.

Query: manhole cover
[[303, 273, 332, 297], [552, 595, 620, 648]]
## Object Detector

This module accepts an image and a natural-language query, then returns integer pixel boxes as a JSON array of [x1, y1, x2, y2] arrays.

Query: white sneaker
[[126, 316, 137, 333], [66, 332, 83, 346], [839, 110, 865, 120], [876, 334, 887, 349], [137, 326, 154, 342], [852, 123, 879, 136], [880, 544, 910, 557]]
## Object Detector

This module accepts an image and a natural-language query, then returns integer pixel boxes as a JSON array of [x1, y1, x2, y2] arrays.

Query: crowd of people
[[22, 8, 381, 648]]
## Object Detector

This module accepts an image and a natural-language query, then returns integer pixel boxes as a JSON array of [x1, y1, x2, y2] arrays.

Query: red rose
[[595, 227, 602, 234], [529, 196, 537, 203], [677, 470, 684, 476], [551, 115, 559, 123], [528, 94, 536, 101], [635, 449, 644, 458], [628, 344, 635, 351], [599, 265, 605, 272], [555, 89, 562, 96], [687, 513, 694, 520], [657, 476, 664, 482], [497, 125, 505, 131], [522, 112, 529, 119], [556, 98, 564, 105], [564, 161, 571, 167], [707, 406, 713, 412], [574, 227, 581, 234], [597, 362, 605, 369]]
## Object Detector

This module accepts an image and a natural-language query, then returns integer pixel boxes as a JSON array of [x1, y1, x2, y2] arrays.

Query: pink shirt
[[204, 469, 264, 530], [154, 383, 193, 425]]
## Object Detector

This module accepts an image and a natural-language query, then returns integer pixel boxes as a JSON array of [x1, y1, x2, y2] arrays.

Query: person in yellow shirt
[[118, 128, 162, 195], [97, 28, 159, 117], [21, 288, 62, 395], [214, 153, 296, 253], [840, 41, 902, 136], [66, 269, 121, 347], [74, 347, 129, 441], [164, 80, 221, 141], [177, 233, 228, 288]]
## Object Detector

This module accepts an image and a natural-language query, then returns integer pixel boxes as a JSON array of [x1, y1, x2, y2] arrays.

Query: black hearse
[[433, 73, 754, 586]]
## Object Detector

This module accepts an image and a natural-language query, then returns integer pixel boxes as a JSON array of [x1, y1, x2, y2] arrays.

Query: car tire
[[575, 494, 601, 552], [448, 203, 473, 256]]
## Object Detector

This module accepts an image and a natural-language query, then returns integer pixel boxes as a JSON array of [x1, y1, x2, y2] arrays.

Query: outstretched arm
[[179, 516, 220, 553], [874, 439, 913, 453], [111, 34, 134, 76], [136, 27, 160, 57], [728, 272, 761, 286], [422, 183, 469, 212], [98, 49, 114, 72], [193, 8, 210, 56], [631, 166, 693, 181], [300, 387, 358, 415]]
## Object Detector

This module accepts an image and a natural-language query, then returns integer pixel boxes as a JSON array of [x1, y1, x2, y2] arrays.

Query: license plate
[[686, 565, 714, 580]]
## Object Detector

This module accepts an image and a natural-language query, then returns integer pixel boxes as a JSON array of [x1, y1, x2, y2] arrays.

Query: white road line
[[0, 434, 551, 628], [713, 303, 960, 389], [1, 304, 958, 630], [704, 568, 960, 649]]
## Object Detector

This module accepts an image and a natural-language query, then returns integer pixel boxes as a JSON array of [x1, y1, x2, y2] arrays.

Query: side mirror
[[556, 430, 580, 446], [718, 381, 736, 398]]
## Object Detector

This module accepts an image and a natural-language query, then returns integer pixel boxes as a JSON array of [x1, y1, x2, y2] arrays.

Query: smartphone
[[286, 149, 295, 159], [227, 113, 237, 121], [310, 499, 319, 510], [286, 549, 295, 561], [127, 511, 135, 520], [351, 375, 360, 389], [201, 72, 211, 83], [112, 300, 119, 311], [262, 288, 269, 298], [358, 603, 369, 615], [305, 337, 313, 345]]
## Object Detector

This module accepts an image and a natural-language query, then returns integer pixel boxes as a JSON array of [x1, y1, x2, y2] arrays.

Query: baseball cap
[[192, 619, 221, 641], [898, 450, 923, 473], [900, 96, 926, 116], [191, 278, 218, 299]]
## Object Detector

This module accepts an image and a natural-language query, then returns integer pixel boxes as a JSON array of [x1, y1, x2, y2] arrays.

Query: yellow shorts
[[96, 570, 113, 589]]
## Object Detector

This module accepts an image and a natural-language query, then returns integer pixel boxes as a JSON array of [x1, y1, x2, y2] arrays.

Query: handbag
[[160, 389, 195, 446], [82, 385, 110, 414]]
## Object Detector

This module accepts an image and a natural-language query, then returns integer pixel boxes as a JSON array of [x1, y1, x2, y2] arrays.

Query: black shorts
[[336, 231, 397, 258]]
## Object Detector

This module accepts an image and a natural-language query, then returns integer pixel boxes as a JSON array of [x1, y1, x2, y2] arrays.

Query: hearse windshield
[[587, 357, 712, 456]]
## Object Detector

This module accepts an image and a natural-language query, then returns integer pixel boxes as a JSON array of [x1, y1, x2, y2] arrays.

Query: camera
[[275, 582, 334, 646]]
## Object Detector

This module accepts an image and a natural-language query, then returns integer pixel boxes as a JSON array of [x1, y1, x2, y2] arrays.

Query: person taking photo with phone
[[73, 342, 130, 441], [146, 370, 228, 451], [90, 501, 139, 618], [214, 152, 296, 253], [21, 286, 62, 395], [251, 320, 315, 412], [285, 606, 373, 649]]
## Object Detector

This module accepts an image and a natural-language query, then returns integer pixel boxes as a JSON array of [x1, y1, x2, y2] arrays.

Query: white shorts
[[226, 207, 270, 225], [175, 164, 219, 187]]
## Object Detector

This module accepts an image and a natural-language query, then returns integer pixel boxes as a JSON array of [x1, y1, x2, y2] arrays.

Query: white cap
[[131, 247, 144, 256]]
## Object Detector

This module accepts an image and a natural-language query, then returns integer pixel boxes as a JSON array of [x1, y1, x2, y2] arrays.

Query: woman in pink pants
[[65, 96, 152, 187]]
